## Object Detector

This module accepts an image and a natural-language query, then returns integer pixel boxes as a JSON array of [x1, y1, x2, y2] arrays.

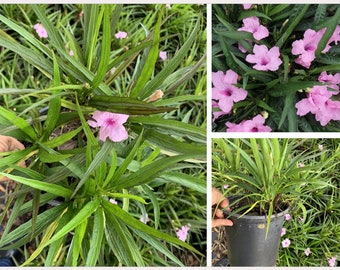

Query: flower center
[[105, 118, 116, 126], [223, 89, 232, 97], [251, 127, 259, 132], [260, 57, 269, 65], [304, 44, 315, 51]]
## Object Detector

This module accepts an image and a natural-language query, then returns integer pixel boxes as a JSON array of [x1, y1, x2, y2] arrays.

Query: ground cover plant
[[212, 138, 340, 266], [0, 4, 207, 266], [212, 4, 340, 132]]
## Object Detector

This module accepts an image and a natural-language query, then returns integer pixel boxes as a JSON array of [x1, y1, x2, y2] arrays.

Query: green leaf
[[0, 106, 37, 140], [139, 16, 202, 99], [86, 208, 105, 266], [0, 203, 66, 248], [91, 5, 111, 90], [115, 154, 204, 190], [72, 140, 115, 197], [0, 172, 73, 198], [161, 172, 206, 194], [42, 127, 82, 148], [102, 200, 202, 256], [46, 200, 100, 247], [130, 116, 206, 143], [130, 5, 163, 98], [89, 95, 175, 115], [275, 5, 310, 48]]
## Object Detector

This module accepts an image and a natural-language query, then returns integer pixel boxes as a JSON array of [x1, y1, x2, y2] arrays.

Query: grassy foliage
[[0, 4, 206, 266], [212, 138, 340, 266]]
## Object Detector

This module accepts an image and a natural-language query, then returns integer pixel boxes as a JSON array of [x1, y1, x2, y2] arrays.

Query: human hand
[[212, 187, 233, 227], [0, 135, 26, 181]]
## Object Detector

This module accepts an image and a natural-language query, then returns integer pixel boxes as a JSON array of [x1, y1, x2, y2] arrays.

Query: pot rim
[[223, 207, 289, 220], [223, 195, 289, 220]]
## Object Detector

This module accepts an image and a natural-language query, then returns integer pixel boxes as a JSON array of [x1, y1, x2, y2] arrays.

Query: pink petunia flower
[[226, 114, 272, 132], [33, 23, 48, 38], [223, 184, 229, 189], [140, 214, 149, 224], [115, 31, 127, 39], [292, 28, 325, 68], [69, 50, 74, 57], [285, 214, 291, 221], [88, 110, 129, 142], [282, 238, 291, 248], [328, 256, 337, 267], [212, 70, 247, 114], [281, 228, 286, 236], [295, 85, 340, 126], [238, 16, 269, 40], [318, 71, 340, 91], [159, 51, 167, 61], [305, 248, 311, 256], [176, 225, 190, 242], [242, 4, 252, 9], [246, 44, 282, 71]]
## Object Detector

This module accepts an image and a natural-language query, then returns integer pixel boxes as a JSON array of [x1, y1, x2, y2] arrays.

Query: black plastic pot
[[224, 205, 288, 266]]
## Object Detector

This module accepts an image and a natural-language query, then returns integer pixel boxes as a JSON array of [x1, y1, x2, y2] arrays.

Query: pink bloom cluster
[[88, 110, 129, 142], [292, 26, 340, 68], [212, 69, 247, 118], [237, 17, 282, 71], [176, 225, 190, 242], [296, 86, 340, 126], [34, 23, 48, 38], [226, 115, 271, 132]]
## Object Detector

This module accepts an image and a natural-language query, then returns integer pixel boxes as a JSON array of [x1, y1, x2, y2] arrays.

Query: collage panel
[[211, 137, 340, 266], [0, 4, 207, 266], [212, 4, 340, 133]]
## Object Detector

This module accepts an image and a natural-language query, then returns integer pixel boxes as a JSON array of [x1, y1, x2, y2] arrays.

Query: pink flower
[[176, 225, 190, 242], [292, 28, 325, 68], [140, 214, 149, 224], [246, 45, 282, 71], [285, 214, 291, 221], [115, 31, 127, 39], [223, 184, 229, 189], [69, 50, 74, 57], [295, 85, 340, 126], [88, 110, 129, 142], [109, 198, 118, 204], [305, 248, 311, 256], [282, 238, 291, 248], [212, 70, 247, 114], [226, 115, 272, 132], [281, 228, 286, 236], [238, 17, 269, 40], [159, 51, 167, 61], [328, 256, 337, 267], [318, 144, 324, 151], [318, 71, 340, 91], [33, 23, 48, 38], [243, 4, 252, 9]]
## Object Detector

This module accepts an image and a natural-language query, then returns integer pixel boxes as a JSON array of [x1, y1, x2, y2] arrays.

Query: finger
[[215, 209, 224, 218], [212, 219, 233, 228]]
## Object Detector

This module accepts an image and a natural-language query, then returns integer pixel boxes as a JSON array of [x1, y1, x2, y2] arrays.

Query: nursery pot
[[224, 200, 288, 266]]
